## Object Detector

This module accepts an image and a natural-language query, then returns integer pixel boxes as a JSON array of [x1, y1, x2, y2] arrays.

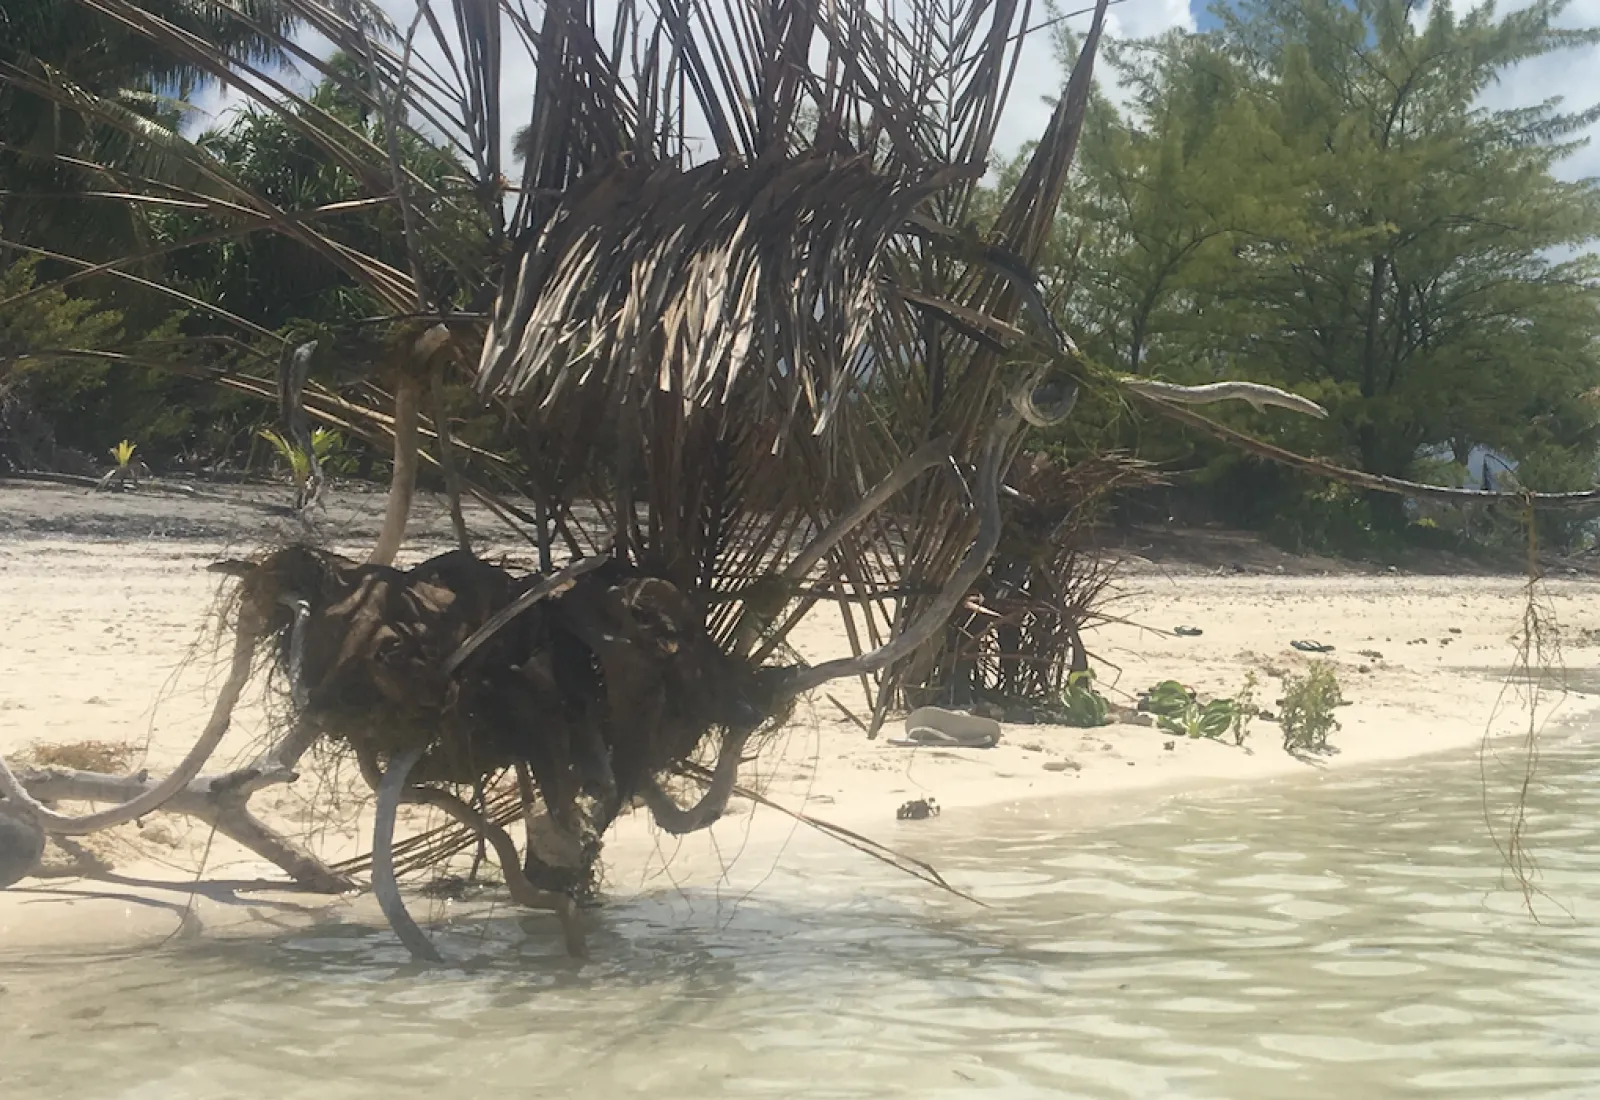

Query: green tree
[[0, 257, 124, 469], [0, 0, 296, 260], [1048, 0, 1600, 538]]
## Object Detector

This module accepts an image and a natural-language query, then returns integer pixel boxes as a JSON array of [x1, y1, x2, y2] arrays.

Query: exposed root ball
[[239, 545, 779, 896], [0, 799, 46, 888]]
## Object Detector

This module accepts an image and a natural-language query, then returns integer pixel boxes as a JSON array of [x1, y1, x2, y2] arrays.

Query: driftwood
[[0, 622, 259, 835]]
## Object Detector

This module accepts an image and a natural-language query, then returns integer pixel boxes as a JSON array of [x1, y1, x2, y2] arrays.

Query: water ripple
[[5, 742, 1600, 1098]]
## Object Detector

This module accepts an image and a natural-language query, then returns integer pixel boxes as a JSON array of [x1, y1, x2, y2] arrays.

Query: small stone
[[0, 803, 45, 889], [1163, 740, 1176, 751], [1042, 759, 1080, 772]]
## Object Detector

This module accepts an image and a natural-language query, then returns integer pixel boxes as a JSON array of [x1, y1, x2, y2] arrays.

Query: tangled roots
[[233, 544, 780, 960]]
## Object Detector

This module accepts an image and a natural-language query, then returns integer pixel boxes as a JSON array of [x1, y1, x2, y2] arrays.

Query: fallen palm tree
[[0, 0, 1339, 960]]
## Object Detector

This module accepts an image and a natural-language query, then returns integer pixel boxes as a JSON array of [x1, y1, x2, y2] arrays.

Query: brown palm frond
[[478, 155, 971, 425]]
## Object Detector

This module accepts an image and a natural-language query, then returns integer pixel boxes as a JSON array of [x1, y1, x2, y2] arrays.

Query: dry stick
[[429, 362, 472, 554], [0, 625, 257, 835], [440, 555, 610, 678], [1118, 378, 1328, 420], [278, 340, 324, 518], [371, 743, 444, 963], [1140, 396, 1600, 510]]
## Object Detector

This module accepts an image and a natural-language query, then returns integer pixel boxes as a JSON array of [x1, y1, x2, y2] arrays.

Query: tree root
[[355, 744, 586, 959], [0, 624, 258, 835], [406, 786, 586, 958], [371, 743, 442, 962], [640, 726, 754, 836], [11, 759, 352, 893]]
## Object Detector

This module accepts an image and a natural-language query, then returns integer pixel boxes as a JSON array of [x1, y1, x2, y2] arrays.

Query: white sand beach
[[3, 481, 1597, 952]]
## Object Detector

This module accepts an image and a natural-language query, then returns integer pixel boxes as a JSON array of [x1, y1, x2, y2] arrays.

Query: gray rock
[[0, 801, 45, 889]]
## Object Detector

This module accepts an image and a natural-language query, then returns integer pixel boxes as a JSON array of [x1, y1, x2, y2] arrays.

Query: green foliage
[[258, 427, 346, 486], [1140, 680, 1195, 720], [1159, 698, 1237, 740], [170, 68, 490, 335], [0, 258, 124, 373], [1279, 661, 1345, 755], [109, 439, 136, 469], [1140, 676, 1258, 744], [0, 0, 298, 263], [1059, 670, 1111, 728], [1035, 0, 1600, 548], [0, 257, 127, 469]]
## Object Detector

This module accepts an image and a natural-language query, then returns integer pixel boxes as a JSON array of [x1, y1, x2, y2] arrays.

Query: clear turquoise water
[[4, 739, 1599, 1099]]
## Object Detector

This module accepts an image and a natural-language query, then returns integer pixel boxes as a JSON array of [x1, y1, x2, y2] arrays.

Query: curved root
[[0, 624, 257, 835], [407, 786, 587, 958], [369, 368, 423, 567], [372, 743, 444, 963], [640, 727, 754, 836]]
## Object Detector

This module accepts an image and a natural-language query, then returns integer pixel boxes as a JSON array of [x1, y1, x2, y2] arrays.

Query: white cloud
[[1472, 0, 1600, 183]]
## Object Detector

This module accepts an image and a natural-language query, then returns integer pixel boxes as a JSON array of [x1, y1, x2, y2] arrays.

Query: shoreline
[[3, 516, 1599, 954]]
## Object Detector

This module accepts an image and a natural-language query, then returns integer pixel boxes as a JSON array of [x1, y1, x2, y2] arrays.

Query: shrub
[[1279, 661, 1345, 755]]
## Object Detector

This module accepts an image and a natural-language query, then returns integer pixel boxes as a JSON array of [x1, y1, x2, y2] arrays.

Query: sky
[[189, 0, 1600, 184]]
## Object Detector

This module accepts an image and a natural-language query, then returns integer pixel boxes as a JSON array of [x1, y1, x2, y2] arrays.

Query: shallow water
[[6, 741, 1600, 1099]]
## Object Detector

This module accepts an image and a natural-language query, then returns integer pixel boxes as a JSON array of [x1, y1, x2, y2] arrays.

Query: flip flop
[[1291, 640, 1335, 653], [888, 706, 1002, 749]]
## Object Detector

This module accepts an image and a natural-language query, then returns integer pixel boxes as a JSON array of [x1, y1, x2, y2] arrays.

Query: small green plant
[[1140, 680, 1194, 720], [1140, 676, 1258, 745], [1279, 661, 1345, 755], [1229, 671, 1261, 747], [109, 439, 136, 469], [1059, 670, 1110, 728], [259, 427, 343, 487], [1158, 697, 1236, 740]]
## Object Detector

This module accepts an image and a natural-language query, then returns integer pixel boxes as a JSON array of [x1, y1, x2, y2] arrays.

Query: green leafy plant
[[1140, 680, 1194, 720], [1140, 676, 1258, 744], [1059, 670, 1110, 728], [1279, 661, 1345, 755], [259, 427, 343, 487], [1158, 698, 1236, 740]]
